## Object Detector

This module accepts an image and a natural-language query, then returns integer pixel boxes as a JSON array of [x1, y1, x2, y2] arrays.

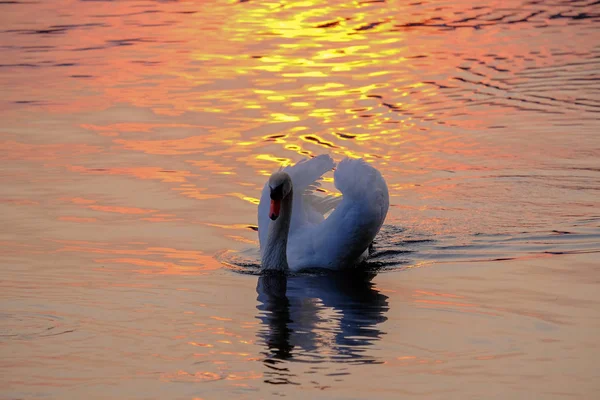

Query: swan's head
[[268, 172, 292, 221]]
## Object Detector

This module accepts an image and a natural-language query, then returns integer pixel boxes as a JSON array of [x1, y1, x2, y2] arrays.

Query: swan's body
[[258, 155, 389, 272]]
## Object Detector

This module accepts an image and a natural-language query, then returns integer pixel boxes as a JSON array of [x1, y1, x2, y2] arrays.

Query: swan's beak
[[269, 199, 281, 220]]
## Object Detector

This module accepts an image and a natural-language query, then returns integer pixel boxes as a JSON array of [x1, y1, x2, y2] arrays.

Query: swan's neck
[[261, 189, 293, 272]]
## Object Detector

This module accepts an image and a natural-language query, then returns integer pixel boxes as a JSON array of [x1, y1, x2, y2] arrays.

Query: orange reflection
[[414, 299, 476, 308], [172, 186, 221, 201], [0, 140, 101, 161], [160, 370, 221, 383], [64, 165, 197, 184], [96, 257, 217, 275], [225, 235, 256, 244], [410, 288, 505, 317], [53, 240, 219, 275], [63, 197, 157, 215], [81, 122, 206, 136], [413, 290, 465, 299], [58, 216, 98, 223], [188, 342, 213, 348], [89, 205, 156, 215], [2, 0, 584, 271], [114, 137, 211, 156], [228, 193, 260, 205]]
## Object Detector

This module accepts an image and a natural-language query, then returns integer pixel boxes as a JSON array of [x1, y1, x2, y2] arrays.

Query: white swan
[[258, 155, 389, 272]]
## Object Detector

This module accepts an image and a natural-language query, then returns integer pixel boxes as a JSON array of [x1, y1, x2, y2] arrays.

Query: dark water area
[[1, 0, 599, 398]]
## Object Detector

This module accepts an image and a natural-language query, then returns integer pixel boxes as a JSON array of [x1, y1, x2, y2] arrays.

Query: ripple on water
[[219, 223, 600, 273], [0, 312, 75, 340]]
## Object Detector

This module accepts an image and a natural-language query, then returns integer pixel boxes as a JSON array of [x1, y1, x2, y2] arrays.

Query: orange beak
[[269, 199, 281, 220]]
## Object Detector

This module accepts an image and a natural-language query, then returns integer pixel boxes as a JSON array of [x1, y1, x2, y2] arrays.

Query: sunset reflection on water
[[1, 0, 599, 398], [5, 0, 592, 242]]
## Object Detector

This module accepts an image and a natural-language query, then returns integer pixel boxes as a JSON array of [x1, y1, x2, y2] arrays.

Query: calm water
[[1, 0, 599, 398]]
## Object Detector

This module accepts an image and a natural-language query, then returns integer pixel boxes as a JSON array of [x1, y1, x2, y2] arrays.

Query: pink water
[[1, 0, 599, 398]]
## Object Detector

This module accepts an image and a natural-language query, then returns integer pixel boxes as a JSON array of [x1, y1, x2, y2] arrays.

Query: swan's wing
[[288, 158, 389, 270], [257, 154, 335, 250], [306, 194, 340, 215], [301, 180, 342, 224], [283, 154, 334, 192], [283, 154, 335, 231]]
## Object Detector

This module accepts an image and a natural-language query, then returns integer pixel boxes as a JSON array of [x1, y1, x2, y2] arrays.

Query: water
[[1, 0, 599, 398]]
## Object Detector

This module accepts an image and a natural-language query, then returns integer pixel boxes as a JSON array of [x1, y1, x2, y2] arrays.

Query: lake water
[[1, 0, 599, 398]]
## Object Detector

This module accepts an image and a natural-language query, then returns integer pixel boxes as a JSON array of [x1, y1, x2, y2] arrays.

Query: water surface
[[1, 0, 599, 398]]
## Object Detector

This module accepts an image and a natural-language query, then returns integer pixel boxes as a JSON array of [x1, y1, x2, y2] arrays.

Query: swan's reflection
[[256, 271, 389, 383]]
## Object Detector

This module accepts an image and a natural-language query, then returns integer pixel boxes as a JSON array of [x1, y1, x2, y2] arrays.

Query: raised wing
[[287, 158, 389, 269], [258, 154, 335, 252]]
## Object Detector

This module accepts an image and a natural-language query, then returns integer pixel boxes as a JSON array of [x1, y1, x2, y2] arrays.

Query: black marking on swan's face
[[268, 172, 292, 201], [270, 184, 284, 201]]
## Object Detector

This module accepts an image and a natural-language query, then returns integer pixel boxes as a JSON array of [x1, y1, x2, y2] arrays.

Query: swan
[[258, 155, 389, 272]]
